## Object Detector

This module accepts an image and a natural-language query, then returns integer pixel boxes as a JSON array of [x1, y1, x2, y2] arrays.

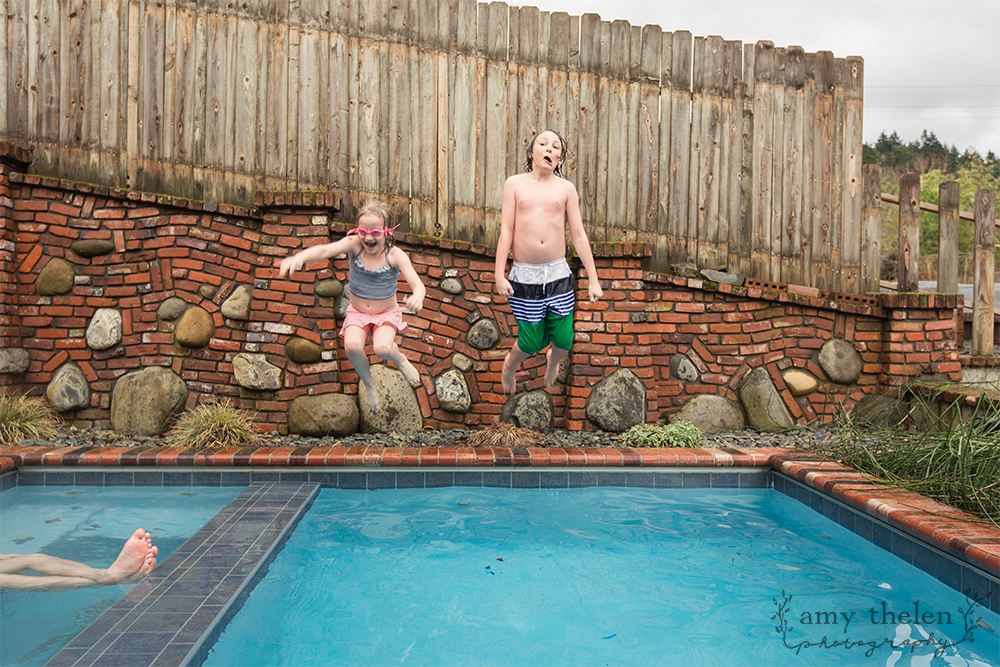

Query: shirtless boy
[[494, 130, 603, 395]]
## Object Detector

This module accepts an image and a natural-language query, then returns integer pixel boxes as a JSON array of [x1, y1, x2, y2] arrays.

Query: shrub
[[0, 393, 59, 445], [619, 422, 706, 448], [166, 400, 259, 449], [807, 385, 1000, 527]]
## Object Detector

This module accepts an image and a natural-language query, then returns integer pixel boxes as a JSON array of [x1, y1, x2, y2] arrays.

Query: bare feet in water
[[101, 529, 156, 584]]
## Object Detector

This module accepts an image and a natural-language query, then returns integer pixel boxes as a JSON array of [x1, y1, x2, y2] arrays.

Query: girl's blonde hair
[[356, 201, 396, 250]]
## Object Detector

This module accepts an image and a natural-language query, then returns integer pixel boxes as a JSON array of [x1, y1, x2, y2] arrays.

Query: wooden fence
[[864, 165, 998, 354], [1, 0, 868, 291]]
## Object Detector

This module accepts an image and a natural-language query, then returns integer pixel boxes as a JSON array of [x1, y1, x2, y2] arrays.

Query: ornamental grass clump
[[467, 422, 544, 448], [0, 393, 59, 445], [619, 421, 706, 448], [166, 400, 259, 449], [807, 385, 1000, 527]]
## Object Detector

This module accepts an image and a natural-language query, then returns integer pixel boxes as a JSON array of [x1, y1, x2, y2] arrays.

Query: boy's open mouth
[[543, 155, 553, 165]]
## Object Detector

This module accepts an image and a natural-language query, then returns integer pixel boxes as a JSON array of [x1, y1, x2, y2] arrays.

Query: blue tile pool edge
[[774, 473, 999, 616]]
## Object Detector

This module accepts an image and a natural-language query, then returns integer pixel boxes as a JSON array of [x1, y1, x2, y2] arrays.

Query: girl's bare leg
[[344, 325, 380, 412], [372, 325, 420, 388]]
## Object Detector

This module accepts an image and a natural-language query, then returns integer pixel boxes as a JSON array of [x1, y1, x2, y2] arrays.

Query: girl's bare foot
[[101, 529, 150, 584], [397, 357, 421, 388], [363, 383, 380, 413]]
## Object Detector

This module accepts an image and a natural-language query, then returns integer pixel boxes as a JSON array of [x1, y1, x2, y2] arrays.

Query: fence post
[[861, 164, 881, 293], [972, 188, 996, 354], [897, 173, 921, 292], [937, 181, 960, 295]]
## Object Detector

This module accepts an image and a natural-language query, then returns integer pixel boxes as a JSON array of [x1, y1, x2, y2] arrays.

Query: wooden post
[[897, 173, 921, 292], [971, 188, 996, 354], [860, 164, 881, 293], [937, 181, 960, 295]]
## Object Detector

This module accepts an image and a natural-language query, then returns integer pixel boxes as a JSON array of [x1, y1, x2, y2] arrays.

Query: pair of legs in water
[[0, 528, 158, 591]]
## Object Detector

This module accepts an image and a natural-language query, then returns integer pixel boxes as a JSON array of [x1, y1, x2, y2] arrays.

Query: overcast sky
[[513, 0, 1000, 157]]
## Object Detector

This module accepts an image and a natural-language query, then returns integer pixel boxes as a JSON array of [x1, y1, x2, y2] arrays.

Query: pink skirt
[[339, 304, 408, 337]]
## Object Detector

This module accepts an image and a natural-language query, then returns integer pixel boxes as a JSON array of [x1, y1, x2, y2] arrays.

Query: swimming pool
[[0, 486, 244, 666], [204, 486, 999, 666]]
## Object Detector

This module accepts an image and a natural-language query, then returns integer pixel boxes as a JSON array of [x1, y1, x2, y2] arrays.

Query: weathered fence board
[[897, 173, 921, 293], [972, 189, 996, 354], [938, 181, 961, 296], [3, 0, 883, 295]]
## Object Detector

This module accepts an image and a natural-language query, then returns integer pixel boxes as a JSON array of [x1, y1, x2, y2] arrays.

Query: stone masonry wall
[[1, 143, 963, 433]]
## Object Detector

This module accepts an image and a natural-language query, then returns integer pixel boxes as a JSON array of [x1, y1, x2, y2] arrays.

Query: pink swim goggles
[[347, 224, 400, 238]]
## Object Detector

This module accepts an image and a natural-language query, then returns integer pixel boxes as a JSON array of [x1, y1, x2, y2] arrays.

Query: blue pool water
[[206, 487, 999, 667], [0, 486, 243, 666]]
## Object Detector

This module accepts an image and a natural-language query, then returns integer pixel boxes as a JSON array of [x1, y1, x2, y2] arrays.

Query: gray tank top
[[348, 253, 399, 300]]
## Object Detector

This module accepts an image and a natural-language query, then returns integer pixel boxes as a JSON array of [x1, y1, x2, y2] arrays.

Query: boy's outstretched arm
[[278, 237, 357, 278], [494, 177, 517, 297], [565, 182, 603, 303]]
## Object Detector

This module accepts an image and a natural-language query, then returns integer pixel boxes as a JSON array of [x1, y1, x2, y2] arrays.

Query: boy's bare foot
[[397, 357, 421, 388], [544, 348, 562, 388], [101, 529, 151, 584], [362, 383, 380, 413], [501, 353, 517, 395]]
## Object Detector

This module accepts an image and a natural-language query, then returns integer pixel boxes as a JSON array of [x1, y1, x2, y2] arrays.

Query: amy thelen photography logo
[[771, 589, 993, 659]]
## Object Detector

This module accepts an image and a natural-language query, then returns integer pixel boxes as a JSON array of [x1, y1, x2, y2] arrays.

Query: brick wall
[[1, 143, 963, 432]]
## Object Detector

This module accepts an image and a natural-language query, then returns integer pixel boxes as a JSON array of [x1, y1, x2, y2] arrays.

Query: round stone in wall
[[70, 239, 115, 258], [233, 353, 284, 391], [198, 284, 218, 299], [36, 257, 75, 296], [585, 368, 647, 432], [435, 369, 472, 413], [46, 362, 91, 412], [221, 285, 253, 321], [467, 318, 501, 350], [501, 390, 553, 431], [358, 365, 422, 433], [451, 353, 474, 373], [669, 394, 745, 434], [818, 338, 863, 385], [157, 296, 190, 321], [334, 284, 351, 320], [315, 278, 344, 299], [174, 306, 215, 349], [86, 308, 123, 351], [288, 393, 359, 437], [0, 348, 31, 375], [285, 337, 323, 365], [110, 366, 188, 436], [738, 367, 794, 431], [669, 354, 699, 382], [782, 369, 819, 397], [440, 277, 464, 295]]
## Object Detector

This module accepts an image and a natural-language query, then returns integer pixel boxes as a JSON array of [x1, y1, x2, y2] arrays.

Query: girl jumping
[[278, 201, 425, 412]]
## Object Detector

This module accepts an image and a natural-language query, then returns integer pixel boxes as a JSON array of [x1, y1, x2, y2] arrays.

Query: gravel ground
[[11, 424, 842, 451]]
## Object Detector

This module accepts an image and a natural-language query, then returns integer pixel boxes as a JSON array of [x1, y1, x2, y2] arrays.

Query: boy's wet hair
[[524, 130, 567, 177], [357, 201, 396, 250]]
